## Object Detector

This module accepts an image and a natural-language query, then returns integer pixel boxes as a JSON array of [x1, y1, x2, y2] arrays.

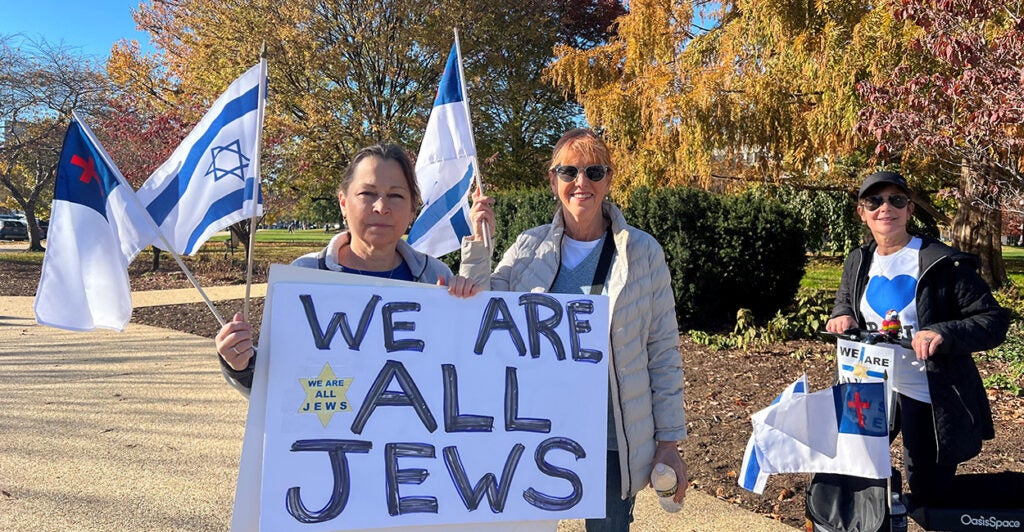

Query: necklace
[[873, 239, 913, 279]]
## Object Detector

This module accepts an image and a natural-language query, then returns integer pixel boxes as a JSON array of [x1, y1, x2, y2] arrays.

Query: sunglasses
[[860, 193, 911, 211], [551, 164, 610, 182]]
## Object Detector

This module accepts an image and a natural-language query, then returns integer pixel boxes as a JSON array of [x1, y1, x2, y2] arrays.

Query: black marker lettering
[[519, 293, 566, 360], [442, 364, 493, 432], [285, 439, 372, 523], [474, 297, 527, 356], [385, 443, 438, 516], [383, 301, 425, 353], [350, 360, 437, 434], [523, 437, 585, 511], [299, 294, 380, 350], [443, 443, 525, 513], [504, 367, 551, 433], [567, 300, 601, 363]]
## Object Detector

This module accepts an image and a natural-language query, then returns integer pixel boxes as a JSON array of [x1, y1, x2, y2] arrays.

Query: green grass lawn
[[1003, 246, 1024, 286], [207, 228, 335, 244], [801, 247, 1024, 293], [8, 234, 1024, 292]]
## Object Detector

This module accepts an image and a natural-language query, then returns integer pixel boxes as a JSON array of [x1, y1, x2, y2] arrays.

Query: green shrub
[[747, 185, 861, 255], [625, 186, 807, 329], [444, 185, 807, 331], [623, 187, 726, 328]]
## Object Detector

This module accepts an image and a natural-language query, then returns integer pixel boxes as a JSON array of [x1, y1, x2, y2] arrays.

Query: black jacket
[[830, 237, 1009, 464]]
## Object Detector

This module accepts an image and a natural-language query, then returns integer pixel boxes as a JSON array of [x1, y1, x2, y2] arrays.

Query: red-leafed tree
[[858, 0, 1024, 288], [97, 93, 194, 188]]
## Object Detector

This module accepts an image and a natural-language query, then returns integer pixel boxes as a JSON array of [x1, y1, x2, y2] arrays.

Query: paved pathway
[[0, 286, 794, 531]]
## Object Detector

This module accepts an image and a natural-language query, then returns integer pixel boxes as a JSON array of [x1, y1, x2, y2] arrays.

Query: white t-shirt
[[561, 235, 603, 269], [859, 237, 931, 403]]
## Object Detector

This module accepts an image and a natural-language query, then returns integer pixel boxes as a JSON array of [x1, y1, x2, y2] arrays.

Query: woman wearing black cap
[[825, 170, 1009, 507]]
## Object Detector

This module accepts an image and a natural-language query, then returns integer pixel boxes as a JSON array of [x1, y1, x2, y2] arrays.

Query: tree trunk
[[25, 217, 44, 252], [151, 246, 162, 272], [229, 220, 253, 266], [949, 161, 1007, 289]]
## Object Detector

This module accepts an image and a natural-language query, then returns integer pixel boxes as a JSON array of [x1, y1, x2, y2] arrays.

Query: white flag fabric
[[739, 379, 890, 494], [130, 62, 265, 256], [408, 42, 476, 257], [34, 116, 157, 331], [738, 374, 808, 493]]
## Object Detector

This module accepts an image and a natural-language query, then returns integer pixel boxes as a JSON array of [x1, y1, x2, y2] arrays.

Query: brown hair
[[338, 143, 422, 208], [549, 128, 613, 171]]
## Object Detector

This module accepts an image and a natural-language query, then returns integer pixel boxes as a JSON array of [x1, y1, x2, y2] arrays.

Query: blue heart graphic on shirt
[[865, 274, 917, 317]]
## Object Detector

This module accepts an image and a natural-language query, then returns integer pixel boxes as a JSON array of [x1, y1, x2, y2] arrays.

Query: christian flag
[[407, 40, 477, 257], [739, 380, 890, 493], [34, 115, 156, 331], [128, 61, 266, 256]]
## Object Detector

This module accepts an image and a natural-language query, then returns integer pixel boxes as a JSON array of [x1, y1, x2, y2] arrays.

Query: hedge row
[[442, 186, 808, 330]]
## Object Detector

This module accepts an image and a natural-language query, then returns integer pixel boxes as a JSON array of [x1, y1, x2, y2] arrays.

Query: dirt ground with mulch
[[3, 254, 1023, 529]]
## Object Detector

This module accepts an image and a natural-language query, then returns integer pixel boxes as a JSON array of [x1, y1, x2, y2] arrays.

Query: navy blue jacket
[[831, 237, 1009, 464]]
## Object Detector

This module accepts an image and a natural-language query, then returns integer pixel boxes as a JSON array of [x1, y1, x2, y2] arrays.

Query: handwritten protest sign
[[231, 265, 610, 531]]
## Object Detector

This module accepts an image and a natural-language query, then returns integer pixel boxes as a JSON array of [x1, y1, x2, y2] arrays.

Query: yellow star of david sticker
[[852, 362, 869, 379], [299, 363, 353, 427]]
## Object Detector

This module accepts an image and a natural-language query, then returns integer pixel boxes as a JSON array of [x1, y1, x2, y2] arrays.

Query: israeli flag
[[738, 374, 808, 493], [35, 115, 157, 331], [739, 379, 890, 493], [407, 40, 476, 257], [130, 62, 266, 256]]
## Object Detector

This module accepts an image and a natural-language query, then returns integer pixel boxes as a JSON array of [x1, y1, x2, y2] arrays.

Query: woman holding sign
[[462, 128, 688, 530], [216, 143, 480, 393], [824, 170, 1008, 507]]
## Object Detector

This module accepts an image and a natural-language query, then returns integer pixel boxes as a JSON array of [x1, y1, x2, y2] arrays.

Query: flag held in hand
[[408, 40, 477, 257]]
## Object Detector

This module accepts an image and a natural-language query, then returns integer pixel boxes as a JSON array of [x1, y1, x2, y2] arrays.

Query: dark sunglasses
[[860, 193, 911, 211], [551, 164, 610, 182]]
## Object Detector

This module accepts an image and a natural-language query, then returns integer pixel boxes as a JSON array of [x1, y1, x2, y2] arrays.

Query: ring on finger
[[231, 345, 241, 355]]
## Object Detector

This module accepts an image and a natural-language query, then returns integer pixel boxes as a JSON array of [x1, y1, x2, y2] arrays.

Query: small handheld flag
[[408, 36, 479, 257]]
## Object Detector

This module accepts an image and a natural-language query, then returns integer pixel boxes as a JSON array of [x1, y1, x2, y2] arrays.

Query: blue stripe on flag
[[742, 376, 806, 492], [407, 163, 474, 245], [183, 188, 245, 254], [146, 84, 260, 226], [740, 441, 762, 490], [449, 205, 471, 241], [771, 378, 804, 405], [433, 45, 463, 106], [244, 177, 262, 203]]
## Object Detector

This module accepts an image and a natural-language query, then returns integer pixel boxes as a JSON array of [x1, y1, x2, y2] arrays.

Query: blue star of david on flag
[[206, 139, 250, 182]]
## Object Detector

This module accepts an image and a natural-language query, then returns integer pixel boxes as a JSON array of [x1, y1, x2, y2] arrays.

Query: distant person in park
[[215, 143, 480, 394], [462, 128, 688, 530], [825, 170, 1009, 507]]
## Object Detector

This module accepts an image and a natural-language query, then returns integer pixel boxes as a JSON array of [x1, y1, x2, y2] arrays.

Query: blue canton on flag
[[408, 41, 477, 257], [35, 115, 157, 331]]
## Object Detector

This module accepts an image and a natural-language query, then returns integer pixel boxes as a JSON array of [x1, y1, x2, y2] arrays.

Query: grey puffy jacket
[[460, 201, 687, 498]]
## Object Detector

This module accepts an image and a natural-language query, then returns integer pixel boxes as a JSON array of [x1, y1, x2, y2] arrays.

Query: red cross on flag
[[34, 114, 157, 331]]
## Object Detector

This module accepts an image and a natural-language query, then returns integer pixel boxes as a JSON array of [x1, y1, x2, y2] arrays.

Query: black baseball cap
[[858, 171, 910, 199]]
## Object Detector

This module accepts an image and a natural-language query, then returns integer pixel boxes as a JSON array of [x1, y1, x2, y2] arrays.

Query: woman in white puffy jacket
[[461, 128, 688, 531]]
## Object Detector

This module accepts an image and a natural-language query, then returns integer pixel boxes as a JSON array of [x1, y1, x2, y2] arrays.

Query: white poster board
[[835, 338, 900, 421], [231, 265, 610, 531]]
